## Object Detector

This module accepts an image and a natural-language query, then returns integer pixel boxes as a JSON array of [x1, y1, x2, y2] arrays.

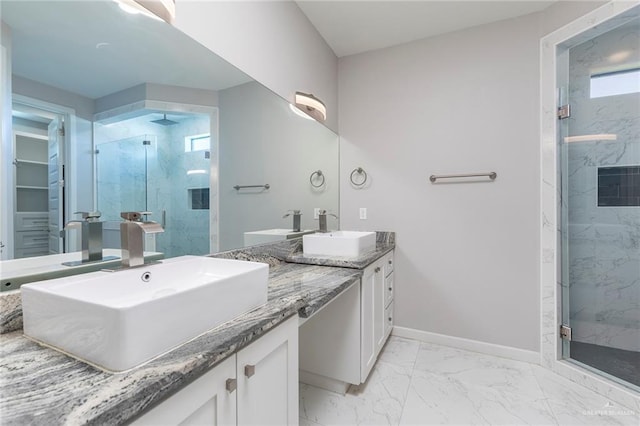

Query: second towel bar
[[234, 184, 270, 190], [429, 172, 497, 183]]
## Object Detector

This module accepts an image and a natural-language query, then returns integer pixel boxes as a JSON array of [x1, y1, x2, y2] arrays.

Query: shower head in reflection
[[151, 114, 178, 126]]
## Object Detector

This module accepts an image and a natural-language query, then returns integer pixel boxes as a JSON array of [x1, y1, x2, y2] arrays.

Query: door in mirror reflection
[[95, 112, 212, 258]]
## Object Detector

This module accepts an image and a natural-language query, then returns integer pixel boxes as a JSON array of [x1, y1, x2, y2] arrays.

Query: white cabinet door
[[373, 262, 385, 355], [237, 315, 298, 426], [132, 355, 236, 426], [384, 301, 394, 340], [383, 251, 394, 277], [360, 262, 377, 382]]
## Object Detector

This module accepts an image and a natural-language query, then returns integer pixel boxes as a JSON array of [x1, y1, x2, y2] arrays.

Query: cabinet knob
[[375, 267, 381, 273], [388, 260, 392, 264], [225, 378, 237, 393], [388, 317, 393, 322], [244, 364, 256, 378], [388, 287, 392, 291]]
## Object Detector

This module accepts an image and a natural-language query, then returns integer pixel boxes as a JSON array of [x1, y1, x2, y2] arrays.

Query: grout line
[[530, 364, 562, 425], [396, 338, 422, 425]]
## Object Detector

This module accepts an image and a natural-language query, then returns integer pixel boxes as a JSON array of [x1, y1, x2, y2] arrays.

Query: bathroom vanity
[[0, 232, 395, 425]]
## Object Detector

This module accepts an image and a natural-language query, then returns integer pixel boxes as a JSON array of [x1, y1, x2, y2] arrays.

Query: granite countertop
[[0, 262, 361, 425], [286, 241, 395, 269]]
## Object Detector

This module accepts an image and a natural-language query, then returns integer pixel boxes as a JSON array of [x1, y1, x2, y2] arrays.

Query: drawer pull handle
[[245, 364, 256, 378], [225, 378, 237, 393]]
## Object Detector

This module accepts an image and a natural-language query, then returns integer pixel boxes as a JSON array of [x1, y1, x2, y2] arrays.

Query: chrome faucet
[[318, 210, 338, 233], [283, 210, 302, 232], [62, 211, 107, 265], [120, 211, 164, 268]]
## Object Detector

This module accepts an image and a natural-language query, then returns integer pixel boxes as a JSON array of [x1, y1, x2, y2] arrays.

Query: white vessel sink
[[303, 231, 376, 257], [244, 228, 314, 246], [21, 255, 268, 372]]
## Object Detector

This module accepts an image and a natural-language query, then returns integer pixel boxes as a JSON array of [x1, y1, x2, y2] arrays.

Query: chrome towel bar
[[234, 184, 270, 190], [429, 172, 497, 183]]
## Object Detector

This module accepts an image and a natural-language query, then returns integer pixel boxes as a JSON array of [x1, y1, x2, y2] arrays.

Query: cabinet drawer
[[383, 252, 394, 276], [384, 302, 393, 339], [15, 212, 49, 231], [384, 273, 394, 308], [15, 230, 49, 249]]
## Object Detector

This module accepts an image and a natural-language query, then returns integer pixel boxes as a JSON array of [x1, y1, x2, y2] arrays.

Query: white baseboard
[[299, 370, 351, 395], [392, 326, 541, 365]]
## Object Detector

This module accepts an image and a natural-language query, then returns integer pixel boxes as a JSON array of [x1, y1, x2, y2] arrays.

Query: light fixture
[[113, 0, 175, 23], [289, 104, 314, 120], [187, 169, 207, 175], [564, 134, 617, 143], [295, 92, 327, 122]]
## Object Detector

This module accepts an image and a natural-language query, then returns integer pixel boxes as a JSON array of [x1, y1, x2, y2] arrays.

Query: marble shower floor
[[299, 336, 640, 426]]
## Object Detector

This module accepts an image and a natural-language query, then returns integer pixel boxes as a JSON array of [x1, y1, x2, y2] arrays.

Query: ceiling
[[1, 1, 251, 100], [296, 1, 558, 57]]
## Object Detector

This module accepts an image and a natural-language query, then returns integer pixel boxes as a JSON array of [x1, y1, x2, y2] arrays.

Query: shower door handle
[[161, 210, 166, 229]]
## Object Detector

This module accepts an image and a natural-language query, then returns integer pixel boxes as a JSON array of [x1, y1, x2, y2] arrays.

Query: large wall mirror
[[0, 1, 339, 280]]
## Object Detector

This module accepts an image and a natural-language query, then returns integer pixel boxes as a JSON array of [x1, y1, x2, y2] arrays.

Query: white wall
[[12, 76, 94, 121], [173, 0, 338, 132], [338, 3, 604, 352]]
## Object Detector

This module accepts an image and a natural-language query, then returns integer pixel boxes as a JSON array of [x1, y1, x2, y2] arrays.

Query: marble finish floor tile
[[300, 338, 640, 426], [378, 336, 421, 369], [300, 361, 412, 425], [532, 365, 639, 426], [399, 368, 557, 425]]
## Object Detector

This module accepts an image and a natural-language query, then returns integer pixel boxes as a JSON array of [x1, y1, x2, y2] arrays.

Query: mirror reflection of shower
[[94, 111, 213, 258]]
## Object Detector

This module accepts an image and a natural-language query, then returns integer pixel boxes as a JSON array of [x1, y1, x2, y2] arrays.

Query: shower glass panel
[[95, 113, 211, 259], [96, 135, 151, 222], [561, 18, 640, 390]]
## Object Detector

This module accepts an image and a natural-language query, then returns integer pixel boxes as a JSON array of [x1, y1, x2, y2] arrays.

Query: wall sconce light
[[295, 92, 327, 122], [114, 0, 175, 23]]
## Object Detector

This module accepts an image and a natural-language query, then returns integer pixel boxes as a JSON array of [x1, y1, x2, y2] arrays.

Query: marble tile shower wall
[[96, 136, 148, 222], [166, 116, 211, 257], [95, 114, 211, 258], [566, 21, 640, 351]]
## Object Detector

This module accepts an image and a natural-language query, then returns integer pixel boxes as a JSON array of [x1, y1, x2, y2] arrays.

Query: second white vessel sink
[[303, 231, 376, 257], [21, 255, 268, 372]]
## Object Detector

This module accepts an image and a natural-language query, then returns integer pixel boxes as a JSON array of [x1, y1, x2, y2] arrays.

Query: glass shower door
[[96, 135, 150, 223], [560, 18, 640, 390]]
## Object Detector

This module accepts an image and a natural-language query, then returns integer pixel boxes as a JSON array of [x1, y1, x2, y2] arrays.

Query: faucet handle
[[120, 211, 152, 221], [75, 211, 101, 221], [283, 209, 302, 218]]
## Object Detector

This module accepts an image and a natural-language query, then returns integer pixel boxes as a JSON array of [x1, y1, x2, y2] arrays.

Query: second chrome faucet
[[318, 210, 338, 233]]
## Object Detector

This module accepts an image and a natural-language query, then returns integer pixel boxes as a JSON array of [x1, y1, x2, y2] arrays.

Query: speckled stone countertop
[[286, 231, 395, 269], [0, 261, 361, 425]]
